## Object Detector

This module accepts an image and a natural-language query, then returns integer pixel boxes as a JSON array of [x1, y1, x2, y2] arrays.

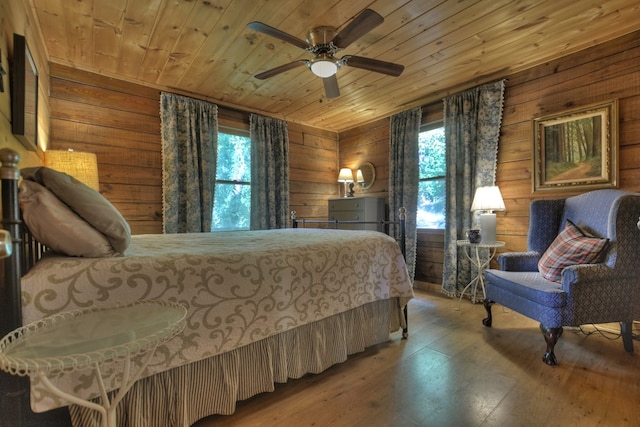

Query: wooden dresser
[[328, 197, 385, 231]]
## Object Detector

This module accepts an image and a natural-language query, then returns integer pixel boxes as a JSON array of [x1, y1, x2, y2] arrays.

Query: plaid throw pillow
[[538, 219, 609, 283]]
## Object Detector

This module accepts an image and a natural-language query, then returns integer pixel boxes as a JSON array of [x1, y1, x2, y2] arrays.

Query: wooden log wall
[[49, 64, 163, 234], [48, 64, 338, 234], [288, 122, 339, 220], [339, 29, 640, 290]]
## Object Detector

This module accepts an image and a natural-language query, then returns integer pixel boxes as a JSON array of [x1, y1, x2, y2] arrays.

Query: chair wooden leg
[[482, 300, 494, 327], [621, 321, 634, 352], [540, 324, 563, 365]]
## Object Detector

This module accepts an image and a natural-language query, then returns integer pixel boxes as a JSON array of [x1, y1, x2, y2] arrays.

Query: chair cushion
[[538, 220, 609, 283], [485, 269, 565, 308]]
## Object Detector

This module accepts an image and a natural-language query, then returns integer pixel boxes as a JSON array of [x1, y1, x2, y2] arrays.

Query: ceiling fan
[[247, 9, 404, 99]]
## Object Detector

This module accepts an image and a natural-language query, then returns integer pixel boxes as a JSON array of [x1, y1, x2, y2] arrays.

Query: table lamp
[[337, 168, 354, 198], [471, 186, 505, 244]]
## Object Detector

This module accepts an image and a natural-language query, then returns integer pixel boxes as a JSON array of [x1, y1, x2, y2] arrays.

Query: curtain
[[389, 107, 421, 281], [441, 80, 506, 298], [160, 92, 218, 233], [250, 114, 290, 230]]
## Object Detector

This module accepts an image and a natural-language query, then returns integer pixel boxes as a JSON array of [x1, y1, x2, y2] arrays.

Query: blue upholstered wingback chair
[[483, 189, 640, 365]]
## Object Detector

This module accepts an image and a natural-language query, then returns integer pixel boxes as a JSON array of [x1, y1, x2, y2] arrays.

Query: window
[[212, 128, 251, 230], [417, 124, 446, 229]]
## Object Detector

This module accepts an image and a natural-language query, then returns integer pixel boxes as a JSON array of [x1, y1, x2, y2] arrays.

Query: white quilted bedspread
[[21, 228, 414, 410]]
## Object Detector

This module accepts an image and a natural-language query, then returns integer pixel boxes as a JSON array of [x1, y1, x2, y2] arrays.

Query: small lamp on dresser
[[337, 168, 354, 198]]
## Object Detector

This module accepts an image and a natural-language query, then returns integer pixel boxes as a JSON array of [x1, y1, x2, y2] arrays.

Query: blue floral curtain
[[160, 92, 218, 233], [250, 113, 290, 229], [441, 80, 506, 298], [389, 107, 421, 281]]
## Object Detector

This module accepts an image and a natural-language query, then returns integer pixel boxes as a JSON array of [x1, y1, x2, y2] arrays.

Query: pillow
[[21, 167, 131, 253], [538, 219, 609, 282], [19, 180, 117, 257]]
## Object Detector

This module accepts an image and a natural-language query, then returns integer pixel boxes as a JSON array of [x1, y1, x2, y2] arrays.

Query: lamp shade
[[45, 149, 100, 192], [310, 59, 338, 78], [356, 169, 365, 183], [337, 168, 354, 182], [337, 168, 353, 198], [470, 186, 505, 212]]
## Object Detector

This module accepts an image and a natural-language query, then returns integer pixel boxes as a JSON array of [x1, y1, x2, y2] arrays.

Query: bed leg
[[402, 305, 408, 339]]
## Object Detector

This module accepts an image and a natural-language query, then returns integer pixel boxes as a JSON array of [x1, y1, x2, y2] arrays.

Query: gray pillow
[[19, 180, 117, 257], [21, 167, 131, 254]]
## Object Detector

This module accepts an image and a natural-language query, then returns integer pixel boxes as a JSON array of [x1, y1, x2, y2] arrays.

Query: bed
[[0, 147, 414, 427]]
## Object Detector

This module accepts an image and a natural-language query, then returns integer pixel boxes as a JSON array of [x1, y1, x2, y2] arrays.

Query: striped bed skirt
[[69, 298, 403, 427]]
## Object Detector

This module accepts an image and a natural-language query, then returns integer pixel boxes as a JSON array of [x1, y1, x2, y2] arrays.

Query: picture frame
[[11, 33, 38, 151], [0, 49, 6, 93], [533, 100, 618, 193]]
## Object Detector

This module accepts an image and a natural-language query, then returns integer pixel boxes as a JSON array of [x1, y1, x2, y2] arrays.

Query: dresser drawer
[[329, 210, 363, 221], [328, 197, 385, 231], [328, 198, 367, 212]]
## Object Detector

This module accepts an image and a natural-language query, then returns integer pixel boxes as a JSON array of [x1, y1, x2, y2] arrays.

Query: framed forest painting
[[533, 100, 618, 192]]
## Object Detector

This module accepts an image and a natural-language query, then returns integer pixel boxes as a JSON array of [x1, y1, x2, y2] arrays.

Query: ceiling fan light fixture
[[310, 59, 338, 78], [249, 9, 403, 99]]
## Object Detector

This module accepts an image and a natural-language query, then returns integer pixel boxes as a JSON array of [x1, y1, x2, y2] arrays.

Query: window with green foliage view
[[417, 125, 446, 229], [212, 130, 251, 231]]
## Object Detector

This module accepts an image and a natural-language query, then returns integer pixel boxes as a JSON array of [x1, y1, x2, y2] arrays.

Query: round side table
[[456, 240, 505, 309], [0, 300, 186, 427]]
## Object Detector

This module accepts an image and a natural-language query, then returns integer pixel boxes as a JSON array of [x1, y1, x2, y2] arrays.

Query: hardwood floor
[[193, 289, 640, 426]]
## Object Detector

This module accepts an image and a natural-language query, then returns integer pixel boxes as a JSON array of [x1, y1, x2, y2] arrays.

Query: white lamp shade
[[310, 59, 338, 78], [356, 169, 364, 183], [45, 150, 100, 192], [337, 168, 354, 182], [471, 186, 505, 212]]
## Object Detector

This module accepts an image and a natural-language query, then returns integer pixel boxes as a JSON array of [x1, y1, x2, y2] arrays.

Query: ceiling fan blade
[[255, 61, 308, 79], [247, 21, 310, 50], [343, 55, 404, 77], [332, 9, 384, 49], [323, 75, 340, 99]]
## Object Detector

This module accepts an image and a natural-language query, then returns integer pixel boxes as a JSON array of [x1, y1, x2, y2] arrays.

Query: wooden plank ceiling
[[28, 0, 640, 132]]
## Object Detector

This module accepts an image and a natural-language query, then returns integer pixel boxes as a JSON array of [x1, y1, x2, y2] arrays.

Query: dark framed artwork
[[533, 100, 618, 192], [11, 33, 38, 151], [0, 49, 6, 92]]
